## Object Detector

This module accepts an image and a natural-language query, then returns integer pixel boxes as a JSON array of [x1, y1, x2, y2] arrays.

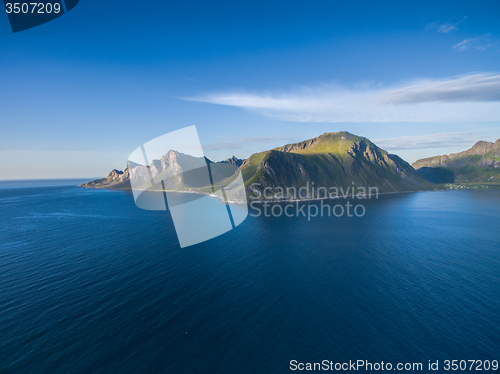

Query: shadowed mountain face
[[220, 156, 245, 167], [412, 139, 500, 184], [229, 132, 435, 199], [80, 132, 436, 198]]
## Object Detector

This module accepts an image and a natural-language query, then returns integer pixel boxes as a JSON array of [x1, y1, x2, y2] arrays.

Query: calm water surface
[[0, 181, 499, 373]]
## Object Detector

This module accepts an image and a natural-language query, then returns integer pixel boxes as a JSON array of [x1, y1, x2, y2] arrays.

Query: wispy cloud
[[373, 132, 485, 150], [452, 33, 498, 52], [0, 147, 91, 151], [203, 142, 243, 151], [425, 17, 466, 34], [438, 23, 459, 34], [184, 72, 500, 123], [204, 136, 293, 151], [376, 72, 500, 104]]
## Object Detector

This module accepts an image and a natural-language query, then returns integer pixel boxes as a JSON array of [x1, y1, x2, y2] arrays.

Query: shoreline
[[79, 184, 448, 204], [78, 182, 500, 204]]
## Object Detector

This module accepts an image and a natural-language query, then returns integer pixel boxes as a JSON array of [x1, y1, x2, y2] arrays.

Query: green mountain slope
[[224, 131, 435, 199], [412, 139, 500, 184], [80, 131, 437, 199]]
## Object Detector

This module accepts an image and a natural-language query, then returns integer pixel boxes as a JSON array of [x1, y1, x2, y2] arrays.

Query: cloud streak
[[452, 34, 498, 52], [376, 72, 500, 104], [373, 132, 485, 150], [425, 17, 466, 33], [184, 72, 500, 123]]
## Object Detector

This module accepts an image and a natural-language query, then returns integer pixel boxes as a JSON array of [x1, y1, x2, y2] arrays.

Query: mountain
[[412, 139, 500, 184], [78, 151, 240, 190], [217, 131, 435, 199], [220, 156, 245, 167], [80, 132, 436, 198], [79, 168, 131, 189]]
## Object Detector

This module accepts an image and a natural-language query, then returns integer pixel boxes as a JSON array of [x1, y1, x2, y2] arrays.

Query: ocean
[[0, 180, 499, 373]]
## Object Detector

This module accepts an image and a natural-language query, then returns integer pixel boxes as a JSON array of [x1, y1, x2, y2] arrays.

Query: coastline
[[78, 182, 500, 205], [78, 184, 451, 204]]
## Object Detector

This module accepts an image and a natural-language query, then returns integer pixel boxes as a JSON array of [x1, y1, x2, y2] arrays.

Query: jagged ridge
[[80, 131, 437, 197], [79, 152, 245, 190], [412, 139, 500, 184], [225, 131, 435, 199]]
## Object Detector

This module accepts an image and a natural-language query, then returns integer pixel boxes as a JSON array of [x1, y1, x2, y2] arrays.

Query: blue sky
[[1, 0, 499, 179]]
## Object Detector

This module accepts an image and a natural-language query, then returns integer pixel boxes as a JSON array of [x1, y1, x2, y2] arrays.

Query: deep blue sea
[[0, 180, 499, 373]]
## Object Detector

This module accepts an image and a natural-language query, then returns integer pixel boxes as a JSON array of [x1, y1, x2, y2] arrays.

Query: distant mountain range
[[79, 154, 245, 190], [412, 139, 500, 184], [80, 131, 436, 198]]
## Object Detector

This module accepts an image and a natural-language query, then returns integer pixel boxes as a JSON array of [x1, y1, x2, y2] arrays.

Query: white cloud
[[184, 72, 500, 123], [376, 72, 500, 104], [452, 34, 498, 52], [373, 132, 485, 150], [426, 17, 466, 33], [452, 37, 477, 51], [438, 23, 458, 33]]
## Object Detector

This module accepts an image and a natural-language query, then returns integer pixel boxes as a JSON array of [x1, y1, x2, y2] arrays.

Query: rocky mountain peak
[[276, 131, 368, 154], [80, 131, 436, 194], [220, 156, 245, 167], [107, 169, 124, 179], [412, 138, 500, 184], [468, 140, 495, 155], [319, 131, 356, 139]]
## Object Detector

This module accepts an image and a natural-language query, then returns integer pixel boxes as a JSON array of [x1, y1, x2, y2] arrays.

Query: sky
[[1, 0, 499, 179]]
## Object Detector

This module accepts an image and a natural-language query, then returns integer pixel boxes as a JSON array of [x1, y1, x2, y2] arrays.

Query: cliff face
[[78, 169, 131, 189], [79, 152, 244, 190], [412, 139, 500, 184], [233, 132, 435, 199]]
